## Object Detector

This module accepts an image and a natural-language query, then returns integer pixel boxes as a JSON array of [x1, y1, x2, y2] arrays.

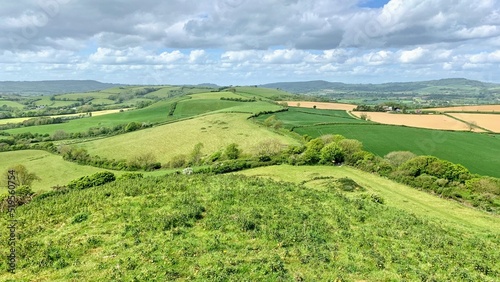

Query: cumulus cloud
[[0, 0, 499, 84]]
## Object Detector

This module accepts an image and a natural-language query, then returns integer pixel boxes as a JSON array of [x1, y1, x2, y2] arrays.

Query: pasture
[[255, 107, 367, 129], [351, 111, 473, 131], [0, 150, 106, 192], [80, 113, 300, 163], [0, 100, 25, 109], [293, 124, 500, 178]]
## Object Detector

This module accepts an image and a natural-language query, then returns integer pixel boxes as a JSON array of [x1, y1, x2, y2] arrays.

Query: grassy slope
[[80, 113, 299, 163], [0, 151, 107, 192], [1, 174, 498, 281], [0, 100, 24, 109], [293, 124, 500, 177], [237, 165, 500, 234]]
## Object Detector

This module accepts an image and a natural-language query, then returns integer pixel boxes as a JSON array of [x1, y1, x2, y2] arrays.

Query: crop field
[[293, 124, 500, 177], [351, 111, 473, 131], [284, 101, 357, 111], [256, 107, 367, 129], [0, 117, 31, 124], [81, 113, 299, 163], [0, 150, 107, 192], [237, 165, 500, 234], [426, 104, 500, 112], [449, 113, 500, 133]]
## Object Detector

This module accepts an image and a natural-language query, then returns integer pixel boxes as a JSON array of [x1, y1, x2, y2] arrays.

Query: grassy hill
[[1, 173, 498, 281], [80, 113, 299, 163]]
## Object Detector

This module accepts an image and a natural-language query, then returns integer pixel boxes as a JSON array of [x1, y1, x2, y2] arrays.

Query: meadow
[[0, 150, 107, 192], [283, 101, 357, 111], [80, 113, 299, 163], [1, 174, 498, 281]]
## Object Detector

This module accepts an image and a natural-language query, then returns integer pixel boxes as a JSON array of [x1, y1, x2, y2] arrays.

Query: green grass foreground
[[1, 174, 498, 281]]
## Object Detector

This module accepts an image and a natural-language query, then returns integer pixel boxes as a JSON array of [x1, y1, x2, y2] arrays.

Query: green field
[[5, 99, 181, 135], [0, 100, 24, 109], [0, 150, 107, 192], [237, 165, 500, 234], [292, 124, 500, 178], [256, 107, 367, 129], [80, 113, 300, 163], [1, 174, 498, 281]]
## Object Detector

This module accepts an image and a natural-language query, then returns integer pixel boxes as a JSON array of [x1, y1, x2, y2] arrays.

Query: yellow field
[[282, 101, 357, 111], [351, 111, 477, 131], [449, 113, 500, 133], [81, 113, 300, 163], [425, 105, 500, 112], [0, 117, 31, 125]]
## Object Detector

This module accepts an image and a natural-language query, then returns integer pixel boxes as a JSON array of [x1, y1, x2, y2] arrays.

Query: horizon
[[1, 77, 498, 87]]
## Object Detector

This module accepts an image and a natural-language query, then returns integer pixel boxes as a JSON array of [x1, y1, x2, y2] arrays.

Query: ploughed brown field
[[424, 105, 500, 112], [283, 101, 357, 111], [448, 113, 500, 133], [351, 111, 483, 132]]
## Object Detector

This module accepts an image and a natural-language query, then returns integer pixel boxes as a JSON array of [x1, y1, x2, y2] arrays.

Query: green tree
[[224, 143, 240, 160], [320, 143, 344, 164], [125, 122, 140, 132], [189, 143, 204, 166], [301, 138, 325, 164], [5, 164, 40, 188]]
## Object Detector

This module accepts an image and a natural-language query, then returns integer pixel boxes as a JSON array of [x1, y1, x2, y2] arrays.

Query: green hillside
[[80, 113, 299, 163], [1, 174, 498, 281]]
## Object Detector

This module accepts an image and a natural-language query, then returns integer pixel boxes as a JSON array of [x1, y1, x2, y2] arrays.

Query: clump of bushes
[[67, 171, 116, 190]]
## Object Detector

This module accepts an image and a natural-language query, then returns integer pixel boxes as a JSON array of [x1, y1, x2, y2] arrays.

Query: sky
[[0, 0, 499, 85]]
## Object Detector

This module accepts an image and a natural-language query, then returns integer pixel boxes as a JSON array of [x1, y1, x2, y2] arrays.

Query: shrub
[[169, 154, 187, 168], [384, 151, 417, 167], [320, 143, 344, 165], [67, 171, 116, 190], [224, 143, 240, 160]]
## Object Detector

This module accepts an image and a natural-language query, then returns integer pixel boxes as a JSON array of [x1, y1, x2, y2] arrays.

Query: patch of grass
[[0, 150, 107, 192], [0, 100, 25, 109], [237, 165, 500, 235], [0, 174, 498, 281]]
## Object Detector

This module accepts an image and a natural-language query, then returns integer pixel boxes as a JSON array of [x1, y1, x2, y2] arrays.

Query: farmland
[[283, 101, 357, 110], [351, 111, 473, 131], [0, 82, 499, 281], [449, 113, 500, 133], [293, 124, 500, 177], [80, 113, 299, 163], [426, 104, 500, 112]]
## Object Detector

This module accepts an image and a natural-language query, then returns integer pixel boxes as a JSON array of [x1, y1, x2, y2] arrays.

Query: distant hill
[[0, 80, 123, 95], [260, 78, 500, 95]]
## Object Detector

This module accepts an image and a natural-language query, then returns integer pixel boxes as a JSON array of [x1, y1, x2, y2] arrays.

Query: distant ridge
[[0, 80, 123, 95], [260, 78, 500, 94]]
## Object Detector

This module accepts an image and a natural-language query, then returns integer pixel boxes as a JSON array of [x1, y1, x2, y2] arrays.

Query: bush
[[67, 171, 116, 190], [320, 143, 344, 165], [384, 151, 417, 167], [224, 143, 240, 160], [169, 154, 187, 168]]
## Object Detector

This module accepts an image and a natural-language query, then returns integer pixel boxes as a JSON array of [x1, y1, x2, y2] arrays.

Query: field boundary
[[444, 113, 493, 133]]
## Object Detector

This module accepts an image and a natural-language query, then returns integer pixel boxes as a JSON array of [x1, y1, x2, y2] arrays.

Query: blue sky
[[0, 0, 499, 85]]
